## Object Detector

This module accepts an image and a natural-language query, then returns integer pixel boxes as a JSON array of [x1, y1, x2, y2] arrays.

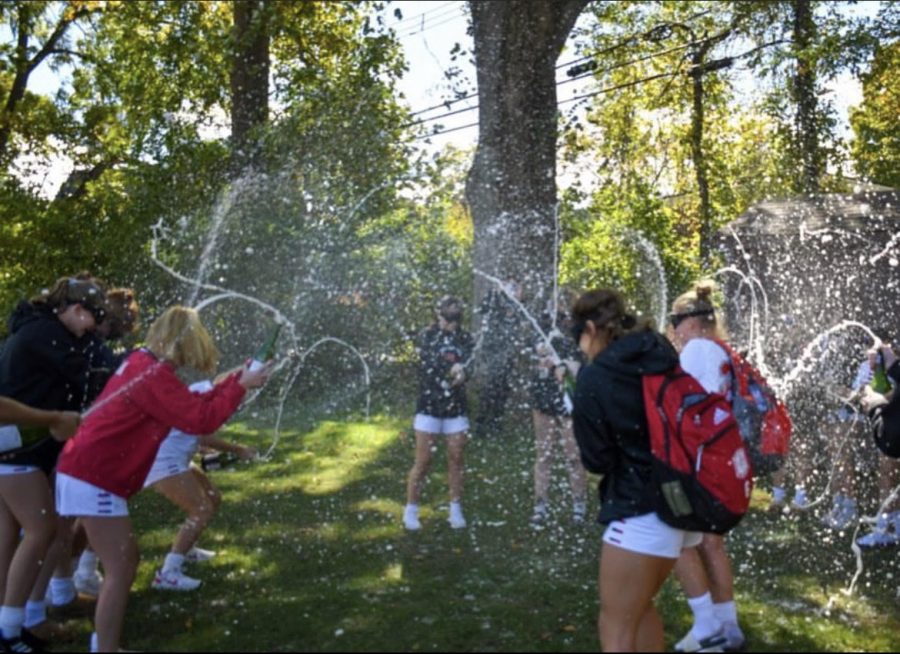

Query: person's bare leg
[[532, 411, 553, 506], [406, 432, 435, 505], [446, 433, 467, 503], [598, 542, 675, 652], [151, 469, 221, 555], [81, 516, 138, 653]]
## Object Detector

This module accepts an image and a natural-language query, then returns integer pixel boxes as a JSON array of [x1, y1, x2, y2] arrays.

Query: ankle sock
[[713, 600, 738, 626], [0, 606, 25, 640], [686, 592, 720, 640], [50, 577, 76, 606], [163, 552, 186, 574], [772, 485, 786, 504], [77, 550, 100, 577], [23, 601, 45, 629]]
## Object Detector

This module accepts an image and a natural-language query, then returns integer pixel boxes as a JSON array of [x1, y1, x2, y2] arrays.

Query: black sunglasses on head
[[668, 309, 714, 329]]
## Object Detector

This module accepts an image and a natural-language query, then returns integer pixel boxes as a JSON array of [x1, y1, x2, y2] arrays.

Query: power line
[[386, 2, 457, 30], [406, 8, 714, 119], [408, 35, 717, 129], [414, 69, 681, 141]]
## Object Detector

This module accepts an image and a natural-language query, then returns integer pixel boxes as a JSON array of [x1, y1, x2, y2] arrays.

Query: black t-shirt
[[415, 324, 474, 418], [529, 330, 582, 416]]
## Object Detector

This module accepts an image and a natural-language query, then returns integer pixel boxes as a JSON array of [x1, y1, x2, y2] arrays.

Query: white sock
[[23, 601, 45, 629], [77, 550, 100, 577], [713, 600, 738, 625], [50, 577, 77, 606], [449, 501, 464, 517], [90, 631, 98, 653], [404, 503, 418, 517], [772, 486, 786, 503], [686, 592, 720, 640], [573, 500, 586, 514], [0, 606, 25, 640], [794, 486, 807, 504], [163, 552, 185, 574]]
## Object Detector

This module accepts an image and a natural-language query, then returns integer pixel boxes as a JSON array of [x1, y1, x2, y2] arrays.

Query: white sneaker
[[674, 629, 727, 652], [530, 503, 548, 529], [403, 507, 421, 531], [857, 529, 900, 548], [821, 500, 857, 531], [448, 506, 467, 529], [74, 570, 103, 597], [185, 547, 217, 563], [151, 568, 202, 591], [721, 621, 746, 651], [790, 492, 809, 511]]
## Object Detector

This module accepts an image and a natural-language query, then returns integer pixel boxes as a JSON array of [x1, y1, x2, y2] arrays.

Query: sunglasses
[[668, 309, 714, 329], [80, 302, 106, 325]]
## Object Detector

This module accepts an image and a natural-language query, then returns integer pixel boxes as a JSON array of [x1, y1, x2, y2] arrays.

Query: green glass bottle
[[249, 323, 282, 371], [562, 368, 576, 414], [871, 351, 892, 394]]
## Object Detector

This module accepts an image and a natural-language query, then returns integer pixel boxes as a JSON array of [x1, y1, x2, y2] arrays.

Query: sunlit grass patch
[[52, 408, 900, 652]]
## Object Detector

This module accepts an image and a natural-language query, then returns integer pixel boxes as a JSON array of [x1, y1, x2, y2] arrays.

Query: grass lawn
[[55, 403, 900, 652]]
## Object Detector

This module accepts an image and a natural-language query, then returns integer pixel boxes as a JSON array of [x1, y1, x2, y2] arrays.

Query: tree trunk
[[465, 0, 587, 435], [690, 42, 713, 266], [466, 0, 587, 310], [230, 0, 270, 172], [792, 0, 819, 194]]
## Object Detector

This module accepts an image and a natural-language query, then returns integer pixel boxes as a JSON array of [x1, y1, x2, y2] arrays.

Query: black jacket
[[869, 360, 900, 458], [0, 302, 93, 470], [0, 302, 91, 412], [572, 329, 679, 524], [415, 324, 474, 418]]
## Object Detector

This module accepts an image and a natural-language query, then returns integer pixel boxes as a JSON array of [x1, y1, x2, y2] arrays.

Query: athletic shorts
[[56, 472, 128, 517], [413, 414, 469, 435], [0, 463, 38, 476], [602, 511, 703, 559], [143, 456, 192, 488]]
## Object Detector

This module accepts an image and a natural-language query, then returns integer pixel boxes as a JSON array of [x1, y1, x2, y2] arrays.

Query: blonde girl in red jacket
[[54, 306, 270, 653]]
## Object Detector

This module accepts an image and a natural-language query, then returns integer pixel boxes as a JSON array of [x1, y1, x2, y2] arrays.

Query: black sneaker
[[0, 631, 46, 654]]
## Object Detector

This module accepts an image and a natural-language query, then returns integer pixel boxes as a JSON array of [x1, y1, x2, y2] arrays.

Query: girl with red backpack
[[569, 288, 702, 652]]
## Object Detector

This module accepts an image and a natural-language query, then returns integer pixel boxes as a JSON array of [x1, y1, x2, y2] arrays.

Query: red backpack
[[643, 367, 753, 534], [713, 339, 793, 475]]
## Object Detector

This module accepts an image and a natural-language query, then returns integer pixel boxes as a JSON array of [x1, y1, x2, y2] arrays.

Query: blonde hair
[[573, 288, 654, 341], [145, 306, 219, 375], [672, 279, 729, 340]]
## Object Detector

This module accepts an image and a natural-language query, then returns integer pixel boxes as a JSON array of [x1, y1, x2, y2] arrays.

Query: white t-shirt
[[151, 380, 215, 463], [679, 338, 732, 395]]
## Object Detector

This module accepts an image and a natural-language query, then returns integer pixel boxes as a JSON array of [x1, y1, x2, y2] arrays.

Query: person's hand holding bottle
[[239, 360, 272, 389], [448, 362, 466, 387]]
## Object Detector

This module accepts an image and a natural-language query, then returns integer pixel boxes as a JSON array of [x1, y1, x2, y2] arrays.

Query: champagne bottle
[[249, 324, 281, 372], [200, 451, 240, 471], [562, 368, 577, 414], [871, 351, 892, 394]]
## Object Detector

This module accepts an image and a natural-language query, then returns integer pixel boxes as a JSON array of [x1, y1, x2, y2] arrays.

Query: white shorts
[[56, 472, 129, 517], [413, 414, 469, 435], [143, 456, 191, 487], [602, 512, 703, 559], [0, 463, 39, 476]]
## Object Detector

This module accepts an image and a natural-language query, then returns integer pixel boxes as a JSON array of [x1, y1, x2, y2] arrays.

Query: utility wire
[[406, 12, 719, 120], [414, 69, 681, 141]]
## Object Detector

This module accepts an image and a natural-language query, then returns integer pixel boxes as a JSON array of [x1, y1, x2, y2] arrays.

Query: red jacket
[[57, 349, 246, 498]]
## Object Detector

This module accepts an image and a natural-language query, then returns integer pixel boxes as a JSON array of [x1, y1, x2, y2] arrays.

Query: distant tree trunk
[[466, 0, 587, 435], [230, 0, 270, 172], [792, 0, 819, 194], [690, 40, 714, 266], [466, 0, 587, 310]]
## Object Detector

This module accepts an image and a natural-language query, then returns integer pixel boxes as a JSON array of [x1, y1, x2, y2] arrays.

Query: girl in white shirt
[[667, 280, 745, 653]]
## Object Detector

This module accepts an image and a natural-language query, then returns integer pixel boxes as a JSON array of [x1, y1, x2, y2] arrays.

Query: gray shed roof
[[728, 190, 900, 235]]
